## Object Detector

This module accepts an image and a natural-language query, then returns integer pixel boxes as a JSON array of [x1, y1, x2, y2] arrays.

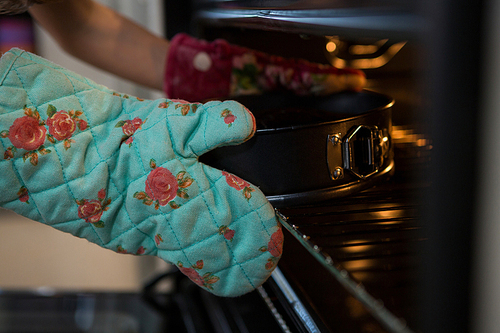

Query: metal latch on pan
[[327, 125, 391, 180]]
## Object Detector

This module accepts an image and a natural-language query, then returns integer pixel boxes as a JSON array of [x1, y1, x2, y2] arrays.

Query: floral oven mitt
[[0, 48, 283, 297]]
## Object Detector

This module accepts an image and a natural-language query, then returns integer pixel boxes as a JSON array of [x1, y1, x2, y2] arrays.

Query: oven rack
[[276, 212, 414, 333]]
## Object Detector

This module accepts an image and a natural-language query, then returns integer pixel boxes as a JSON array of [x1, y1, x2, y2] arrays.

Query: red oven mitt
[[164, 33, 366, 101]]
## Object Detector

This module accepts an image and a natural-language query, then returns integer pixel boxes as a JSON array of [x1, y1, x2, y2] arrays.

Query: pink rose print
[[17, 186, 29, 204], [158, 100, 200, 115], [122, 121, 136, 136], [25, 151, 38, 165], [115, 245, 146, 255], [219, 225, 235, 241], [98, 188, 106, 200], [178, 260, 220, 290], [134, 159, 193, 209], [145, 167, 178, 206], [76, 188, 111, 228], [155, 233, 163, 246], [115, 117, 146, 147], [175, 100, 199, 116], [112, 92, 145, 101], [268, 227, 284, 257], [158, 101, 171, 109], [220, 109, 237, 127], [1, 107, 52, 166], [116, 245, 128, 254], [46, 105, 87, 151], [265, 257, 278, 270], [124, 136, 134, 146], [222, 171, 255, 200], [260, 226, 284, 271], [3, 147, 14, 160], [112, 92, 131, 99], [78, 119, 88, 131], [63, 139, 75, 150], [46, 110, 76, 141], [8, 115, 46, 151], [176, 171, 193, 199], [1, 105, 87, 163], [77, 200, 104, 223], [222, 171, 249, 190], [132, 118, 143, 130], [176, 104, 189, 116], [136, 246, 146, 255]]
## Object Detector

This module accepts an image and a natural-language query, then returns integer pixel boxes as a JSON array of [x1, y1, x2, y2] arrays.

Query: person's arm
[[28, 0, 169, 91]]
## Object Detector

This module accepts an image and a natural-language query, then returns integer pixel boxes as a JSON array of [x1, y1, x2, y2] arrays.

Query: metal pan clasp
[[327, 126, 391, 181], [343, 125, 390, 179]]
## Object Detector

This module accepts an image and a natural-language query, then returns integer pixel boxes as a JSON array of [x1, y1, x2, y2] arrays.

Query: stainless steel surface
[[270, 268, 321, 333], [194, 0, 423, 39], [342, 125, 390, 179], [327, 133, 344, 180], [331, 167, 344, 180]]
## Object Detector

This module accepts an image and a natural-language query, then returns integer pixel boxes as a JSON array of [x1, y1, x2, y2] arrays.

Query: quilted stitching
[[0, 49, 282, 297]]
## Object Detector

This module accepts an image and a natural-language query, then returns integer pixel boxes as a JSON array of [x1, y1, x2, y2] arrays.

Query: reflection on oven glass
[[369, 204, 407, 221], [341, 243, 374, 253], [325, 36, 407, 69], [342, 259, 375, 271]]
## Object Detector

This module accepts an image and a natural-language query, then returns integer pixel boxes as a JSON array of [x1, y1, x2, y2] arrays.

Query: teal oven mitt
[[0, 48, 283, 297]]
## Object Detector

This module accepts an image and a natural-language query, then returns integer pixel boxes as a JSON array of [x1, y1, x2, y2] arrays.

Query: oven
[[0, 1, 496, 332], [189, 16, 430, 331], [166, 1, 491, 332]]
